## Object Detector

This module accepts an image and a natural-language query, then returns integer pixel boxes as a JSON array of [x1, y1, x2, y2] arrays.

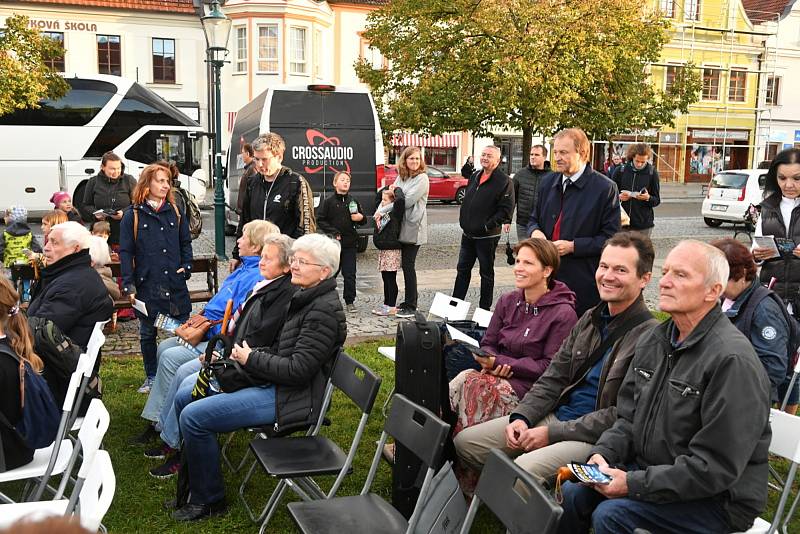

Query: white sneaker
[[137, 377, 154, 394]]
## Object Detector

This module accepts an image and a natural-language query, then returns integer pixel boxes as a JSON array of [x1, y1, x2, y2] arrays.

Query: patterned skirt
[[449, 369, 519, 437], [378, 249, 401, 272]]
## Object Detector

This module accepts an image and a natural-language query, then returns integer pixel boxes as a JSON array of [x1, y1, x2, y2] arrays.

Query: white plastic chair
[[736, 409, 800, 534], [0, 449, 115, 532], [428, 292, 470, 321], [69, 321, 107, 433], [780, 349, 800, 411], [471, 307, 493, 328]]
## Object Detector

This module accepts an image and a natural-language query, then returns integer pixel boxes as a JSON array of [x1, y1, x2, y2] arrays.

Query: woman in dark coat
[[169, 233, 347, 521], [119, 162, 193, 393]]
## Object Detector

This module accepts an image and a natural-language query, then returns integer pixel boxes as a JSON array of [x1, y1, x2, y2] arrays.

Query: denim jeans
[[174, 377, 276, 505], [340, 246, 357, 305], [138, 313, 189, 378], [159, 360, 203, 449], [452, 234, 500, 310], [141, 337, 207, 422], [558, 481, 730, 534]]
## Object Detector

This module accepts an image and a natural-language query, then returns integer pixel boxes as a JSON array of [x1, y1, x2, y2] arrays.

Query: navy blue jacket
[[119, 201, 193, 318], [527, 165, 621, 316]]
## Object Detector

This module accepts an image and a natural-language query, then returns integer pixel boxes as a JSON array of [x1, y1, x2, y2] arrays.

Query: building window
[[728, 68, 747, 102], [152, 38, 175, 83], [235, 27, 247, 73], [97, 34, 121, 76], [702, 67, 720, 100], [665, 64, 681, 94], [766, 142, 781, 161], [289, 27, 307, 75], [361, 39, 385, 70], [258, 25, 279, 73], [660, 0, 675, 17], [684, 0, 700, 20], [41, 31, 65, 72], [424, 148, 457, 172], [766, 75, 780, 106]]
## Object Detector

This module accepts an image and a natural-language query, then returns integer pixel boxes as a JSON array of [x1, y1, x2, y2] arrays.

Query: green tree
[[356, 0, 701, 157], [0, 14, 69, 116]]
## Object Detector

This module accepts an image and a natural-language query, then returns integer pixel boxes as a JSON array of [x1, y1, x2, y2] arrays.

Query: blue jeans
[[159, 360, 203, 449], [557, 481, 730, 534], [138, 313, 189, 379], [452, 234, 500, 310], [141, 337, 207, 422], [174, 377, 276, 505]]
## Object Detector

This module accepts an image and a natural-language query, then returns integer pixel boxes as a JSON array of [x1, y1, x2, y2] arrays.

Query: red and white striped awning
[[391, 132, 460, 148]]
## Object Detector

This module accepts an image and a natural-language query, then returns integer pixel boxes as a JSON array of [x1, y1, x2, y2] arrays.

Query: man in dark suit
[[527, 128, 620, 315]]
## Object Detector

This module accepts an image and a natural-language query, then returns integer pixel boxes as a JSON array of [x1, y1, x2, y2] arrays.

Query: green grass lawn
[[5, 335, 798, 533]]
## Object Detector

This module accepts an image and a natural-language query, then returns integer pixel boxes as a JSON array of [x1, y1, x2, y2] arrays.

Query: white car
[[701, 169, 767, 227]]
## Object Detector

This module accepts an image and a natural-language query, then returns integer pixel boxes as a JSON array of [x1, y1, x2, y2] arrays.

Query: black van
[[226, 84, 384, 251]]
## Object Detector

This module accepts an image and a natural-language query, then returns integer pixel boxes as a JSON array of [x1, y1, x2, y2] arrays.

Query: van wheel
[[357, 235, 369, 253], [72, 181, 90, 222], [455, 187, 466, 204], [704, 217, 723, 228]]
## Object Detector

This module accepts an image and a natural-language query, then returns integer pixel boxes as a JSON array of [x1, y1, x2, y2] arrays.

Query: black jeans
[[400, 244, 420, 309], [381, 271, 399, 307], [340, 246, 357, 305], [452, 234, 500, 310]]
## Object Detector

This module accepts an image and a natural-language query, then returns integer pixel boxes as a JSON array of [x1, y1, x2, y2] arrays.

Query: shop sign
[[27, 19, 98, 32], [691, 129, 749, 141]]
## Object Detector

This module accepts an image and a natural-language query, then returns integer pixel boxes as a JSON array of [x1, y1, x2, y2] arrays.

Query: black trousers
[[340, 246, 357, 305], [452, 234, 500, 310], [399, 244, 420, 309]]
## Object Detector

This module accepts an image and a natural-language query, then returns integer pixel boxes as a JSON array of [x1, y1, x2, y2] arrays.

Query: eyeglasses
[[289, 256, 323, 268]]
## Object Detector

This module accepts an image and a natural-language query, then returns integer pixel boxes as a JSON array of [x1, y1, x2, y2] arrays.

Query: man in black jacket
[[28, 222, 114, 349], [452, 145, 515, 310], [513, 144, 552, 241], [558, 240, 771, 534], [612, 143, 661, 237]]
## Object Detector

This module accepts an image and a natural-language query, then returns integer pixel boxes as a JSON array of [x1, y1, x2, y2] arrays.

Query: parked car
[[380, 164, 468, 204], [701, 169, 767, 227]]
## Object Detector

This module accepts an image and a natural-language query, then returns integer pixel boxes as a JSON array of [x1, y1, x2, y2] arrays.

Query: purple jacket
[[482, 281, 578, 398]]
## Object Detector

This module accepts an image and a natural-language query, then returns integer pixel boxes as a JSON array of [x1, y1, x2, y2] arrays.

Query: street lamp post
[[200, 0, 232, 260]]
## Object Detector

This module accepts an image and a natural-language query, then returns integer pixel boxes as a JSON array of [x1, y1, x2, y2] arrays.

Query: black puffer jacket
[[513, 163, 552, 228], [28, 249, 114, 349], [81, 171, 137, 244], [243, 278, 347, 431], [232, 275, 297, 350], [373, 187, 405, 250], [759, 193, 800, 311], [316, 193, 366, 249]]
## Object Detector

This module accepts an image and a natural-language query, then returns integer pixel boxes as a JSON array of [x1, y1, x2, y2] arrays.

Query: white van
[[701, 169, 767, 227], [226, 84, 384, 250], [0, 74, 207, 217]]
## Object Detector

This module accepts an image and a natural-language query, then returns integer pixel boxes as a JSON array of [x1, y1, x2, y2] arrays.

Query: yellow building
[[597, 0, 774, 182]]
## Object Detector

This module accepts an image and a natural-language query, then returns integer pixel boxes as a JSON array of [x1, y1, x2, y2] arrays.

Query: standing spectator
[[612, 143, 661, 237], [49, 192, 82, 223], [372, 187, 405, 316], [461, 155, 475, 179], [82, 151, 137, 246], [2, 205, 43, 302], [513, 144, 552, 241], [383, 146, 429, 318], [231, 132, 316, 270], [453, 146, 515, 310], [557, 240, 770, 534], [606, 153, 623, 180], [119, 163, 193, 394], [527, 128, 621, 316], [316, 171, 366, 313], [236, 143, 257, 214]]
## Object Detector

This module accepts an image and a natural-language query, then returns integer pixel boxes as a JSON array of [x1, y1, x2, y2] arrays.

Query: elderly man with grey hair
[[557, 240, 771, 534], [28, 221, 114, 350]]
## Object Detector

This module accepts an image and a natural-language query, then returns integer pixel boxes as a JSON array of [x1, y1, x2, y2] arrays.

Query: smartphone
[[468, 345, 490, 358], [568, 462, 613, 485], [639, 187, 648, 195]]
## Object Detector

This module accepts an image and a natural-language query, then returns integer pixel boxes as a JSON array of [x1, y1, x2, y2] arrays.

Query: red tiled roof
[[11, 0, 197, 14], [741, 0, 794, 23]]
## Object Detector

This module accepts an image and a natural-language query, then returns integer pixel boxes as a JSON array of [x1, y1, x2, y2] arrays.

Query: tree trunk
[[522, 122, 533, 168]]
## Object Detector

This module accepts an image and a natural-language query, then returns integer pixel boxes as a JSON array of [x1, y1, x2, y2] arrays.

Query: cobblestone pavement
[[105, 182, 737, 354]]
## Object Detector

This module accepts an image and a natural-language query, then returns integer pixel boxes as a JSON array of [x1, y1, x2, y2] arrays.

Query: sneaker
[[395, 306, 416, 319], [371, 304, 396, 317], [129, 423, 159, 446], [345, 303, 357, 314], [144, 442, 176, 460], [137, 377, 155, 394], [149, 452, 181, 479]]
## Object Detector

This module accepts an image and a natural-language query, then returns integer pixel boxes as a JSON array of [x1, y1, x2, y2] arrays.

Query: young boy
[[0, 206, 42, 302], [316, 171, 366, 312], [90, 220, 118, 262]]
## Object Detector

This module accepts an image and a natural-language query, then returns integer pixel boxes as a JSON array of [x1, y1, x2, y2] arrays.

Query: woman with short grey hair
[[290, 233, 341, 279]]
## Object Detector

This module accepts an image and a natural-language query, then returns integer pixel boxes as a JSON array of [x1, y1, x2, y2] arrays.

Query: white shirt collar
[[562, 163, 587, 190]]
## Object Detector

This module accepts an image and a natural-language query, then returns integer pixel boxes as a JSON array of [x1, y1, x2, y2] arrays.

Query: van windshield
[[710, 173, 748, 189]]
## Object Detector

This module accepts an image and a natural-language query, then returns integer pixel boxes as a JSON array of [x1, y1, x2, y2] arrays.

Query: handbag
[[190, 334, 259, 402], [505, 230, 514, 265], [175, 314, 221, 347]]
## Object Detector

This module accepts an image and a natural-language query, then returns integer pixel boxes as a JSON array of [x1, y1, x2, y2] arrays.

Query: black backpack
[[173, 187, 203, 240], [739, 285, 800, 375], [27, 316, 81, 407]]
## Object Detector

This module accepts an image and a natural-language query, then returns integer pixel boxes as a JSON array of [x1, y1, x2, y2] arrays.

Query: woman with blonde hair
[[119, 162, 193, 394], [0, 277, 44, 470]]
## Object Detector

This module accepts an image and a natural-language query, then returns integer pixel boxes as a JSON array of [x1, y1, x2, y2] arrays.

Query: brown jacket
[[511, 296, 657, 444]]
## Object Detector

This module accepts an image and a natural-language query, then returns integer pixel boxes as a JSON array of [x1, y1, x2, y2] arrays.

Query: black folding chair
[[239, 352, 382, 532], [459, 449, 562, 534], [287, 394, 450, 534]]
